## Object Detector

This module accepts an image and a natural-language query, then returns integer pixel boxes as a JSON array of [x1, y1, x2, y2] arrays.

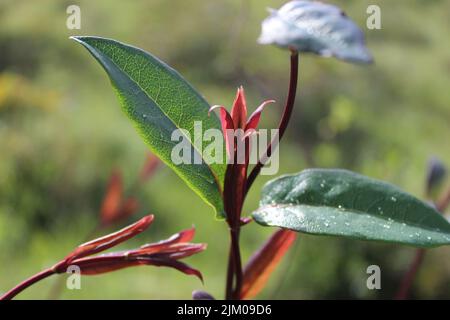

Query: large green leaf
[[72, 36, 225, 217], [253, 169, 450, 247]]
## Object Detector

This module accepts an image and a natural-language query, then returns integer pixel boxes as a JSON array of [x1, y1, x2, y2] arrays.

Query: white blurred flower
[[258, 1, 373, 64]]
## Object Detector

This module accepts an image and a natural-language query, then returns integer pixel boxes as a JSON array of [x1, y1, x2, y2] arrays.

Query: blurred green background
[[1, 0, 450, 299]]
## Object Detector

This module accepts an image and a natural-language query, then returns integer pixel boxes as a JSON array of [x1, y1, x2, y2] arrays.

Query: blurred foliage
[[1, 0, 450, 299]]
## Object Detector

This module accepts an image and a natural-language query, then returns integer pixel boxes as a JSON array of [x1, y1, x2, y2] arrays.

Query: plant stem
[[245, 50, 299, 194], [224, 217, 244, 299], [437, 188, 450, 214], [225, 51, 300, 300], [395, 196, 450, 300], [0, 268, 56, 300], [225, 243, 235, 300], [230, 228, 243, 299], [395, 249, 425, 300], [47, 224, 100, 300]]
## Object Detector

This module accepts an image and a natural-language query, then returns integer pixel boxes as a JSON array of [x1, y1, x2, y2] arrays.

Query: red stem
[[395, 196, 450, 300], [437, 188, 450, 214], [395, 249, 425, 300], [224, 160, 240, 300], [225, 243, 235, 300], [0, 268, 56, 300], [223, 51, 299, 299], [245, 51, 299, 194], [223, 138, 247, 299], [230, 228, 243, 299]]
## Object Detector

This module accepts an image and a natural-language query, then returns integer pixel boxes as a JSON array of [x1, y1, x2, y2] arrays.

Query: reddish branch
[[395, 249, 426, 300], [0, 268, 56, 300], [395, 187, 450, 300], [215, 51, 299, 299], [211, 86, 279, 299], [245, 51, 299, 194], [0, 215, 205, 300]]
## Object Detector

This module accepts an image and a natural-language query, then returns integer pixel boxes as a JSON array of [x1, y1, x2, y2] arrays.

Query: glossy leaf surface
[[253, 169, 450, 247]]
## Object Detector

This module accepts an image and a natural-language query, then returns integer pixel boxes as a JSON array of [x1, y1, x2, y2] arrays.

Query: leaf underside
[[253, 169, 450, 247], [72, 36, 226, 217]]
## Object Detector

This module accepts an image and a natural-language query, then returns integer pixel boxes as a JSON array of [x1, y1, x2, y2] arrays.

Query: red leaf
[[71, 255, 139, 275], [231, 86, 248, 130], [66, 215, 154, 263], [245, 100, 275, 131], [140, 153, 160, 182], [57, 217, 205, 283], [147, 243, 207, 260], [72, 248, 205, 281], [100, 170, 123, 225], [209, 105, 235, 158], [139, 227, 195, 252], [149, 258, 204, 282], [240, 229, 296, 299], [114, 197, 140, 223]]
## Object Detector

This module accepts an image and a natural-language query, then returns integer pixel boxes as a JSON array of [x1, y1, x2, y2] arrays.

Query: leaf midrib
[[94, 41, 223, 196]]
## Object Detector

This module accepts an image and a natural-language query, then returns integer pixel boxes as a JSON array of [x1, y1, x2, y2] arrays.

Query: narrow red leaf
[[55, 217, 205, 284], [139, 227, 196, 252], [121, 197, 140, 216], [152, 243, 207, 260], [100, 170, 123, 225], [70, 255, 138, 275], [245, 100, 275, 131], [149, 258, 204, 282], [240, 229, 297, 299], [72, 254, 205, 282], [140, 153, 160, 182], [209, 105, 235, 158], [115, 197, 140, 223], [66, 215, 154, 263], [231, 86, 248, 130]]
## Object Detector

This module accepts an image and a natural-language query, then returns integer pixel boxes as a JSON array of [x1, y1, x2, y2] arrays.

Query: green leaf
[[72, 36, 225, 217], [253, 169, 450, 247]]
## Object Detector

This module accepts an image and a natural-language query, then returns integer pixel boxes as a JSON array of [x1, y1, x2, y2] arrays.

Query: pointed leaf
[[72, 36, 226, 217], [156, 243, 207, 260], [149, 258, 204, 282], [73, 255, 203, 281], [241, 229, 296, 299], [72, 255, 141, 275], [209, 105, 234, 159], [67, 215, 154, 262], [139, 227, 195, 252], [230, 86, 247, 130], [100, 170, 123, 225], [117, 197, 139, 221], [253, 169, 450, 247], [245, 100, 275, 131], [140, 153, 161, 183]]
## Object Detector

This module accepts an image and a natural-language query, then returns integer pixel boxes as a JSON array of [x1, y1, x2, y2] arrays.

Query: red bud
[[66, 215, 154, 263]]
